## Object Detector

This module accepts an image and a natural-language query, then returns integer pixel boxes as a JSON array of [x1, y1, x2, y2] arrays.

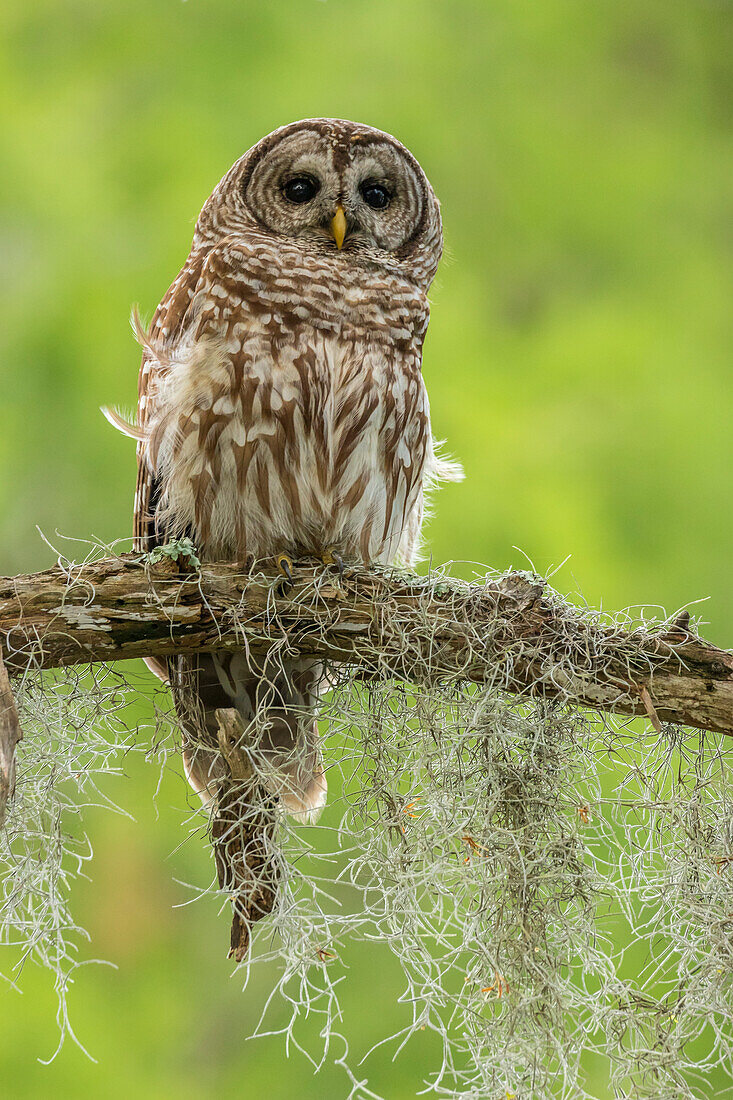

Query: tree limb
[[0, 553, 731, 736]]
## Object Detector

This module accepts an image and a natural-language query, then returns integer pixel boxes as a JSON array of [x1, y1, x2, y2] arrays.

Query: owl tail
[[168, 652, 327, 823]]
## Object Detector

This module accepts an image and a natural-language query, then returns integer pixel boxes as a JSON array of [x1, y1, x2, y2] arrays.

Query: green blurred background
[[1, 0, 731, 1096]]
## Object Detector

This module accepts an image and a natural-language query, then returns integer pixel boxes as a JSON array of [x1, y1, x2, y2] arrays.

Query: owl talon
[[275, 553, 294, 584], [322, 547, 345, 580]]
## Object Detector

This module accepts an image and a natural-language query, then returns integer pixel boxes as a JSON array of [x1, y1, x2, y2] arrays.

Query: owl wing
[[133, 245, 327, 818], [391, 385, 464, 568], [133, 249, 211, 553], [133, 249, 211, 684]]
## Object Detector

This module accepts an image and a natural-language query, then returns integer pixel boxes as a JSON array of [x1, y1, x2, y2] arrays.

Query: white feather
[[100, 405, 146, 441]]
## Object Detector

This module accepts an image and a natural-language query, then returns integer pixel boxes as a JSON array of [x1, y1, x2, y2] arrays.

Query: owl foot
[[275, 553, 295, 584], [321, 546, 345, 580]]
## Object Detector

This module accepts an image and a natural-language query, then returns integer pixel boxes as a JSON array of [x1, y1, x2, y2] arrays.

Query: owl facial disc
[[194, 119, 443, 288]]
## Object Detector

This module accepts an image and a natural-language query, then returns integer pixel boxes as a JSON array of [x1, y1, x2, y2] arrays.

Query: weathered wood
[[0, 645, 23, 825], [0, 553, 731, 736]]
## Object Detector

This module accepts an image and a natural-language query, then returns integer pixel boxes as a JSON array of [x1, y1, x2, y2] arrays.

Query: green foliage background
[[1, 1, 731, 1096]]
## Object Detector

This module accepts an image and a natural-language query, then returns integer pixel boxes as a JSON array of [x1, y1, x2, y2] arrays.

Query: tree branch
[[0, 552, 731, 736]]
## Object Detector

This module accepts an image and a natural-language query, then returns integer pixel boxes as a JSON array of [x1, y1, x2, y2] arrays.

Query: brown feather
[[130, 119, 460, 818]]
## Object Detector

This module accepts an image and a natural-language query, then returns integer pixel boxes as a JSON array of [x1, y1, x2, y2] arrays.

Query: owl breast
[[145, 318, 430, 566]]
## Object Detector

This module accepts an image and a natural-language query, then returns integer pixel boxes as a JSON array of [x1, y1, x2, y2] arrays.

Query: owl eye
[[360, 182, 391, 210], [282, 175, 320, 204]]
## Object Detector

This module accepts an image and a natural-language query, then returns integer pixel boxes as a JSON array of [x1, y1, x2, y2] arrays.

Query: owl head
[[194, 119, 443, 289]]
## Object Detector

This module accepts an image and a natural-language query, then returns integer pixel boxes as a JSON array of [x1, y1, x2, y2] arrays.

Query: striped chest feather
[[143, 323, 430, 564]]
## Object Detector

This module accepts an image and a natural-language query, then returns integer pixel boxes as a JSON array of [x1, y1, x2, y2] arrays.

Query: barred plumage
[[126, 118, 460, 819]]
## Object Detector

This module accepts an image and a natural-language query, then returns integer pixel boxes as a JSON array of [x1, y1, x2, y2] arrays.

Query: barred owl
[[109, 118, 460, 821]]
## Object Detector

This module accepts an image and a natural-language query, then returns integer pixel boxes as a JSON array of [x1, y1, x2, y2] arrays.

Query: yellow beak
[[330, 204, 347, 249]]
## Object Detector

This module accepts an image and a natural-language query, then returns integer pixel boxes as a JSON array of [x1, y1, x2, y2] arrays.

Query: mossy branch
[[0, 552, 731, 736]]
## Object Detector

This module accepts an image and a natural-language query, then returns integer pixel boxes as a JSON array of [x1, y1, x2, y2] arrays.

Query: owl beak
[[329, 204, 347, 250]]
